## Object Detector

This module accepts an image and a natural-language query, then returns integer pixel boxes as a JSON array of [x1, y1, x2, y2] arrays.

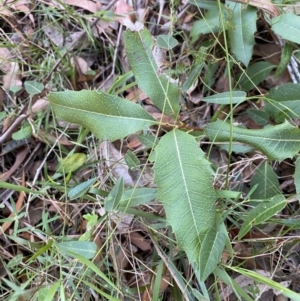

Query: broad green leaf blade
[[202, 91, 247, 104], [119, 187, 157, 207], [156, 34, 178, 49], [191, 9, 225, 41], [199, 226, 226, 281], [227, 3, 257, 67], [293, 157, 300, 201], [48, 90, 157, 141], [190, 0, 218, 10], [250, 161, 281, 199], [154, 130, 217, 267], [104, 177, 124, 212], [57, 241, 97, 259], [124, 28, 180, 117], [271, 13, 300, 44], [238, 61, 275, 91], [247, 109, 269, 126], [238, 194, 286, 239], [204, 120, 300, 162], [264, 83, 300, 122], [68, 177, 97, 200]]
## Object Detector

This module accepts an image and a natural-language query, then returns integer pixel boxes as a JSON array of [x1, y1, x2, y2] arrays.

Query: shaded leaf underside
[[204, 120, 300, 162], [48, 90, 157, 141], [154, 129, 216, 266], [124, 28, 180, 118]]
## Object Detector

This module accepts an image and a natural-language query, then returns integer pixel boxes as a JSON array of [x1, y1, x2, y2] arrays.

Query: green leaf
[[104, 177, 124, 212], [191, 9, 227, 41], [238, 194, 286, 239], [204, 120, 300, 162], [274, 42, 293, 78], [124, 150, 140, 170], [10, 86, 22, 94], [24, 80, 44, 95], [27, 241, 53, 263], [58, 153, 86, 173], [81, 280, 122, 301], [238, 61, 275, 91], [137, 134, 158, 149], [271, 13, 300, 44], [199, 226, 226, 281], [67, 252, 121, 293], [227, 3, 257, 67], [214, 268, 254, 301], [226, 266, 300, 301], [119, 187, 157, 208], [107, 70, 134, 94], [41, 282, 60, 301], [250, 161, 281, 199], [202, 91, 247, 104], [156, 34, 178, 49], [264, 83, 300, 122], [68, 178, 97, 200], [57, 241, 97, 259], [124, 28, 180, 117], [154, 130, 217, 267], [202, 61, 219, 94], [48, 90, 157, 141], [247, 109, 269, 126], [12, 125, 32, 140], [182, 63, 205, 93], [190, 0, 218, 10], [293, 157, 300, 201]]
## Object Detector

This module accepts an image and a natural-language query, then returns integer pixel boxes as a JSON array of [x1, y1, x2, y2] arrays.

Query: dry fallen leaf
[[129, 231, 151, 251], [126, 88, 148, 103], [100, 141, 135, 186], [71, 55, 95, 82], [50, 0, 101, 13], [114, 0, 135, 25], [0, 48, 22, 90], [126, 135, 142, 149], [71, 56, 91, 75], [43, 25, 64, 47], [32, 98, 50, 114], [0, 0, 34, 22], [231, 0, 280, 16], [0, 147, 29, 181], [0, 172, 26, 233]]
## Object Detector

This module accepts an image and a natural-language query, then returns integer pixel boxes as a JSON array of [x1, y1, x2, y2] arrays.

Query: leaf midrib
[[137, 30, 176, 117], [52, 102, 157, 123], [173, 131, 200, 237]]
